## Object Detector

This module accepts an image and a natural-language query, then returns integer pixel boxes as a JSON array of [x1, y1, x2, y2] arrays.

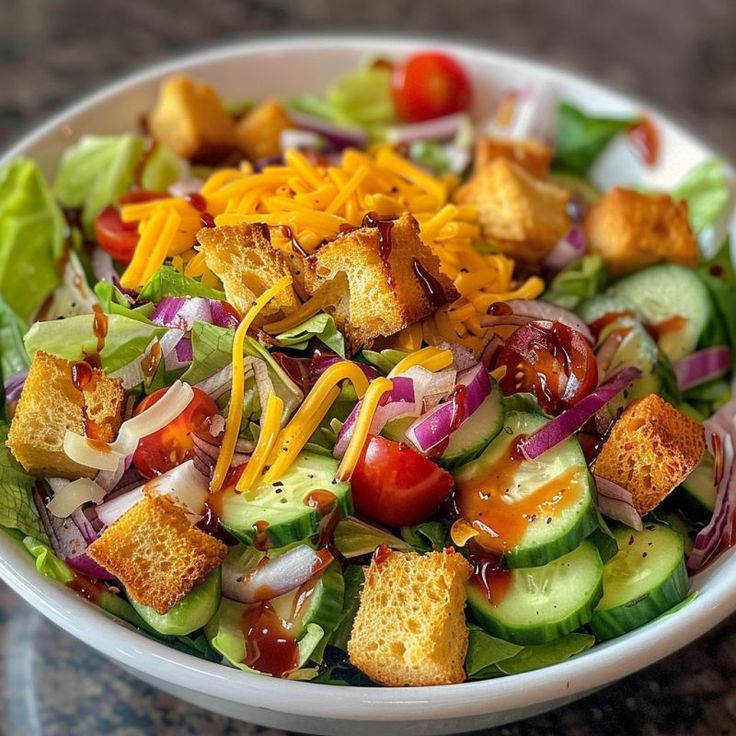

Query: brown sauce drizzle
[[185, 192, 207, 212], [412, 258, 447, 308], [373, 544, 393, 566], [279, 225, 309, 257], [141, 341, 162, 378], [200, 212, 216, 228], [240, 602, 299, 677], [362, 212, 396, 289], [469, 553, 513, 606], [66, 574, 106, 604], [70, 361, 93, 391], [304, 489, 338, 514]]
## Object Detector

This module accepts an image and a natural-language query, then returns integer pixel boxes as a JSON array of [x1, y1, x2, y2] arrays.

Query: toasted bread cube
[[7, 351, 125, 479], [302, 213, 458, 353], [594, 394, 705, 516], [149, 75, 237, 162], [454, 158, 570, 262], [235, 99, 291, 161], [196, 223, 300, 324], [474, 136, 552, 179], [348, 549, 472, 686], [583, 188, 698, 277], [87, 495, 227, 614]]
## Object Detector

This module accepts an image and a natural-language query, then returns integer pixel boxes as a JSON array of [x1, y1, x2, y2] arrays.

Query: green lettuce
[[328, 565, 365, 652], [24, 312, 166, 373], [553, 102, 635, 176], [0, 158, 66, 322], [0, 425, 47, 541], [94, 280, 154, 324], [673, 159, 731, 235], [275, 313, 345, 357], [399, 520, 450, 552], [333, 516, 411, 559], [544, 254, 607, 310], [697, 242, 736, 368], [408, 141, 452, 176], [140, 145, 184, 193], [360, 348, 408, 375], [312, 660, 376, 686], [53, 134, 145, 236], [465, 626, 523, 678], [138, 265, 226, 302], [0, 295, 30, 382]]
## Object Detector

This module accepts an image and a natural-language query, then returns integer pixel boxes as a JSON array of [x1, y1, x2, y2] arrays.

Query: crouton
[[347, 548, 472, 686], [235, 99, 291, 161], [196, 223, 300, 323], [302, 213, 458, 353], [87, 495, 226, 614], [474, 136, 552, 179], [454, 158, 570, 262], [149, 75, 237, 162], [7, 351, 125, 479], [583, 188, 698, 277], [594, 394, 705, 516]]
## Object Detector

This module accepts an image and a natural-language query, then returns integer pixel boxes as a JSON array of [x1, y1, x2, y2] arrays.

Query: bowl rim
[[1, 32, 735, 722]]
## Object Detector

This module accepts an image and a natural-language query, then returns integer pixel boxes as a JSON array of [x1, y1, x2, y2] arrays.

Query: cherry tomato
[[94, 191, 164, 264], [493, 321, 598, 415], [350, 435, 454, 526], [132, 386, 220, 478], [391, 51, 472, 122]]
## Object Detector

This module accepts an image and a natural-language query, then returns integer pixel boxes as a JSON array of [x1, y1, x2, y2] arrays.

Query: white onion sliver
[[95, 487, 144, 527], [48, 478, 106, 518], [63, 430, 124, 471], [195, 363, 234, 401], [144, 460, 209, 515], [594, 475, 643, 531], [109, 358, 145, 390]]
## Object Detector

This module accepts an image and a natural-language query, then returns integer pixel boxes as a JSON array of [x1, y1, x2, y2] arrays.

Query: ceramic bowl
[[1, 35, 734, 736]]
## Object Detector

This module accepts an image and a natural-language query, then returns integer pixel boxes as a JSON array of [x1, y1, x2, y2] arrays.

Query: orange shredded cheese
[[388, 346, 453, 377], [236, 393, 284, 494]]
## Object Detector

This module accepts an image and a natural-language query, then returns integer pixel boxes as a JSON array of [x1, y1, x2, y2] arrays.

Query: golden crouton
[[149, 75, 237, 162], [87, 495, 227, 614], [196, 223, 300, 324], [454, 158, 570, 262], [7, 351, 125, 479], [348, 548, 472, 686], [235, 99, 291, 161], [583, 188, 698, 277], [302, 213, 458, 353], [594, 394, 705, 516], [474, 136, 552, 179]]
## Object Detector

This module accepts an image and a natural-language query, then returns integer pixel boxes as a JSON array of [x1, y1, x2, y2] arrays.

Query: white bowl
[[1, 35, 735, 736]]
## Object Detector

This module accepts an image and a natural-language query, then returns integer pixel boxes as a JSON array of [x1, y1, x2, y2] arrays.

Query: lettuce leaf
[[697, 242, 736, 368], [0, 158, 66, 322], [673, 159, 731, 235], [94, 280, 154, 324], [140, 145, 184, 193], [328, 565, 365, 652], [0, 295, 30, 381], [333, 516, 411, 559], [275, 313, 345, 357], [553, 102, 635, 176], [0, 425, 47, 541], [24, 313, 165, 373], [465, 625, 523, 678], [53, 134, 145, 236], [138, 265, 226, 302], [543, 254, 607, 310], [312, 659, 376, 686], [399, 520, 450, 552]]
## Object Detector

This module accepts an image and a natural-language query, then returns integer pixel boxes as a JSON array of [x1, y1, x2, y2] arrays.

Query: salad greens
[[0, 295, 30, 381], [275, 313, 345, 357], [544, 254, 607, 310], [673, 159, 731, 235], [139, 265, 226, 302]]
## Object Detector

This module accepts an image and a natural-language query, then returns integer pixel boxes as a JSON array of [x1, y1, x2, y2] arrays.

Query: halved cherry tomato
[[391, 51, 472, 122], [493, 321, 598, 415], [94, 191, 165, 264], [350, 435, 454, 526], [132, 386, 220, 478]]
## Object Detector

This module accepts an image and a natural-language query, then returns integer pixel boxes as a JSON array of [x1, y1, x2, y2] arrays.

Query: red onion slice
[[151, 296, 239, 331], [543, 227, 587, 274], [222, 545, 333, 603], [482, 303, 595, 345], [387, 112, 469, 144], [288, 111, 367, 149], [675, 346, 731, 391], [594, 474, 643, 531], [521, 366, 641, 460], [194, 363, 234, 400]]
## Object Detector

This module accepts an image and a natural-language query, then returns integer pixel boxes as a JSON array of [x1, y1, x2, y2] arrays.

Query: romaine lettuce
[[0, 158, 66, 322], [140, 145, 183, 193], [138, 265, 226, 302], [673, 159, 731, 235], [544, 254, 607, 310], [0, 295, 30, 382], [275, 313, 345, 357]]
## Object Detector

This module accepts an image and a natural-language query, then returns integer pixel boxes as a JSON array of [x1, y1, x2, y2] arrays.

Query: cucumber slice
[[381, 415, 414, 444], [131, 568, 220, 636], [455, 411, 597, 568], [590, 523, 689, 640], [577, 294, 642, 325], [586, 523, 619, 564], [679, 454, 716, 523], [609, 263, 713, 361], [219, 451, 352, 547], [467, 541, 603, 645], [439, 380, 505, 468]]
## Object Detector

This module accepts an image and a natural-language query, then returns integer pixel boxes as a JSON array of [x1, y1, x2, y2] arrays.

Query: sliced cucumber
[[467, 541, 603, 645], [439, 381, 505, 468], [219, 451, 352, 547], [679, 453, 716, 524], [381, 415, 414, 444], [609, 263, 713, 361], [455, 411, 597, 568], [586, 522, 619, 564], [577, 294, 642, 325], [590, 523, 689, 640]]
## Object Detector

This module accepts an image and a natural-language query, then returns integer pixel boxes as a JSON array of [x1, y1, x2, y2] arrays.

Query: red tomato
[[493, 321, 598, 415], [94, 191, 164, 264], [350, 435, 454, 526], [132, 386, 220, 478], [391, 51, 472, 122]]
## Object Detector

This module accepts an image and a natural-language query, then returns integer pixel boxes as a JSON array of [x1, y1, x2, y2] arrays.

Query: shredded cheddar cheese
[[210, 275, 293, 493], [236, 393, 284, 493], [388, 346, 453, 377], [335, 377, 393, 482]]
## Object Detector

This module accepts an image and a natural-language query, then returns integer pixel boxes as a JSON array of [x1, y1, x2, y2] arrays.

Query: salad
[[1, 49, 735, 688]]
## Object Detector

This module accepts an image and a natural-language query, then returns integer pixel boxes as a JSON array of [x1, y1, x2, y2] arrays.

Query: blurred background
[[2, 1, 736, 734]]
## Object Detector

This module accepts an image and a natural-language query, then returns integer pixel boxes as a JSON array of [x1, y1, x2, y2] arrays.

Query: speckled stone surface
[[2, 1, 736, 734]]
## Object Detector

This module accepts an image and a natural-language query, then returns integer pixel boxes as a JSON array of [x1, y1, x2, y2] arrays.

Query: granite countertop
[[2, 1, 736, 734]]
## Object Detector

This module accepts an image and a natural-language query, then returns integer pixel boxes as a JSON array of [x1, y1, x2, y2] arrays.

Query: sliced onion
[[437, 341, 476, 371], [94, 454, 131, 493], [108, 354, 146, 390], [482, 303, 594, 345], [387, 112, 469, 144], [280, 128, 325, 151], [168, 176, 204, 198], [521, 366, 641, 460], [3, 368, 28, 404], [675, 346, 731, 391], [71, 507, 99, 544], [47, 478, 106, 518], [594, 474, 643, 531], [402, 365, 457, 408], [543, 227, 587, 273], [406, 364, 492, 454], [91, 247, 117, 284], [67, 554, 112, 579], [596, 330, 626, 380], [95, 486, 143, 527], [288, 110, 367, 149], [151, 296, 239, 331], [222, 545, 332, 603], [195, 363, 234, 400]]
